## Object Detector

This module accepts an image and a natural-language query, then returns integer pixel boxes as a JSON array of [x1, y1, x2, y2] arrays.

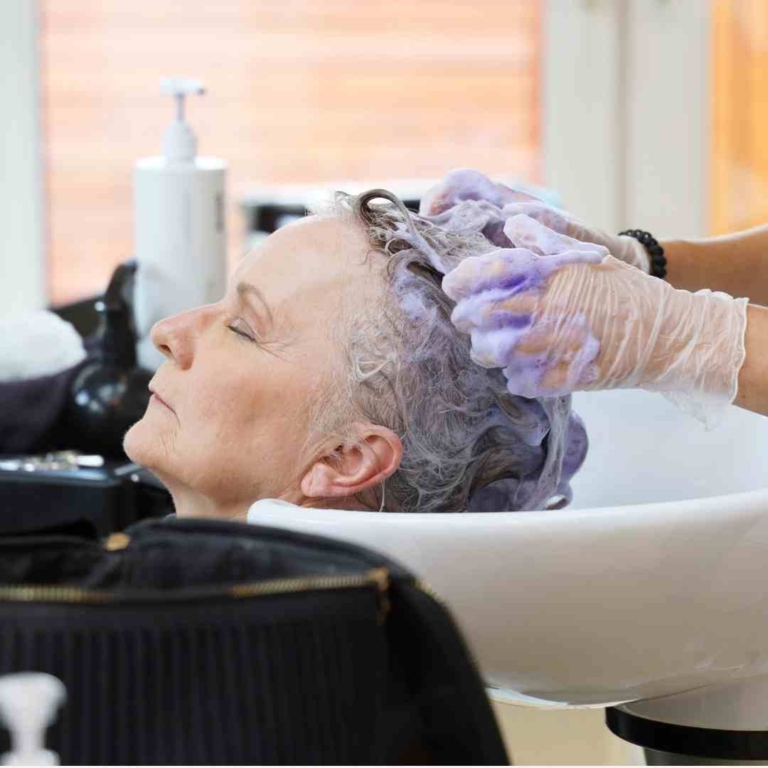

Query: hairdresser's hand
[[443, 215, 748, 428], [420, 169, 649, 271], [499, 202, 651, 273], [420, 168, 543, 217]]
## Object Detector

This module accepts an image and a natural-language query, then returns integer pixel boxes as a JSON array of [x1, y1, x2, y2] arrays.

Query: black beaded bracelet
[[618, 229, 667, 280]]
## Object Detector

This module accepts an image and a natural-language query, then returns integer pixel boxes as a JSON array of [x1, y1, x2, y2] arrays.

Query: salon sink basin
[[249, 389, 768, 730]]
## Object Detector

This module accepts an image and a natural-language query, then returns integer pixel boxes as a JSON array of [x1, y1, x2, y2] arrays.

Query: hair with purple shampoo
[[308, 173, 588, 513]]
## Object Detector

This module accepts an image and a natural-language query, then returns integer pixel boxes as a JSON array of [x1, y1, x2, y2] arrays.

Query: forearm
[[734, 304, 768, 418], [662, 225, 768, 306]]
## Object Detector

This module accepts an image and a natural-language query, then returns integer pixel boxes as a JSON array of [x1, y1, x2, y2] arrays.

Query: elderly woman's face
[[124, 216, 384, 518]]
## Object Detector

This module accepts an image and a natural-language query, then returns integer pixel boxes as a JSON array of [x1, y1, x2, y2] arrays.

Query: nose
[[150, 304, 217, 369]]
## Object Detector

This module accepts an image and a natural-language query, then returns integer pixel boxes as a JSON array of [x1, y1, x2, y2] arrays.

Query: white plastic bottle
[[133, 78, 227, 370], [0, 672, 66, 765]]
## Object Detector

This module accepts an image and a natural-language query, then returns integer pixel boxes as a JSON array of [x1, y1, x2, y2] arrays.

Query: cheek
[[196, 378, 304, 496], [189, 371, 285, 478], [196, 373, 259, 433]]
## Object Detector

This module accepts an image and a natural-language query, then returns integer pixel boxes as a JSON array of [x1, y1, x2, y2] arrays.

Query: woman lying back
[[124, 171, 587, 519]]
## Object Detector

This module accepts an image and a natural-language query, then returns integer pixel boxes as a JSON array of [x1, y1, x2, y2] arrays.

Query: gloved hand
[[420, 168, 651, 273], [498, 201, 652, 273], [442, 215, 749, 428], [419, 167, 543, 216]]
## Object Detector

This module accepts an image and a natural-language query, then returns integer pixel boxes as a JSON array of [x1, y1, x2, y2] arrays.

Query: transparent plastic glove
[[499, 201, 651, 273], [419, 168, 543, 216], [443, 215, 749, 429], [420, 168, 649, 272]]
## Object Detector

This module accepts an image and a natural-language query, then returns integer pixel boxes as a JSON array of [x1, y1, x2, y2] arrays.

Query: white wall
[[0, 0, 45, 318], [0, 0, 710, 320], [625, 0, 710, 239], [543, 0, 626, 231], [544, 0, 710, 238]]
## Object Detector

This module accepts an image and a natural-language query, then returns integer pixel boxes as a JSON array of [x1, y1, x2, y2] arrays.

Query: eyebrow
[[236, 281, 274, 330]]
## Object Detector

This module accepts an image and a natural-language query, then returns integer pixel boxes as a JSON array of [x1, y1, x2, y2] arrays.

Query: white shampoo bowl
[[250, 390, 768, 728]]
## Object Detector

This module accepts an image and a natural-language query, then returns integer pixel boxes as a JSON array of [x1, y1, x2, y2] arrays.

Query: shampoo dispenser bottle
[[133, 78, 227, 370]]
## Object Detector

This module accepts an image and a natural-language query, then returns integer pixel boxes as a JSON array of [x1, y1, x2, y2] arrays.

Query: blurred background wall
[[3, 1, 764, 763], [6, 0, 747, 315], [712, 0, 768, 236], [38, 1, 543, 305]]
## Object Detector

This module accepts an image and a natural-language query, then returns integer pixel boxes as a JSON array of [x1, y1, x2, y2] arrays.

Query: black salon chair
[[0, 517, 510, 765]]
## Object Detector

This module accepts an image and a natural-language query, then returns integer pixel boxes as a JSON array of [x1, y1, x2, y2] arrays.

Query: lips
[[149, 387, 175, 414]]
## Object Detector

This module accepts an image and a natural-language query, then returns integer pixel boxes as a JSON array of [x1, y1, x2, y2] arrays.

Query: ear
[[300, 424, 403, 503]]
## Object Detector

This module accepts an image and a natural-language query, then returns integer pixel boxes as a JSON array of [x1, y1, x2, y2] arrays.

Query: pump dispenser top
[[160, 78, 205, 163]]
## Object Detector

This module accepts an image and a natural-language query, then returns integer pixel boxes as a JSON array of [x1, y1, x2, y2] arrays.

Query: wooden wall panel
[[711, 0, 768, 235], [40, 1, 542, 304]]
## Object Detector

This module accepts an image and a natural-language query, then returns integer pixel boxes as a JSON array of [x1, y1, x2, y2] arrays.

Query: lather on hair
[[337, 170, 588, 513], [0, 517, 508, 765]]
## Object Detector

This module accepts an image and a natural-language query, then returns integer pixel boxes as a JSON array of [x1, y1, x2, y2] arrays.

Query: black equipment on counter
[[59, 261, 152, 459], [1, 261, 170, 537], [0, 517, 508, 765], [0, 261, 152, 461], [0, 454, 172, 537]]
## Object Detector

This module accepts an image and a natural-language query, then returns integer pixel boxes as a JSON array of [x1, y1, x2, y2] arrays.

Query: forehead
[[234, 215, 382, 318]]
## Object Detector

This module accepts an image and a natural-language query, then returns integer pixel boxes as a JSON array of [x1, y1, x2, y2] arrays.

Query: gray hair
[[308, 189, 583, 513]]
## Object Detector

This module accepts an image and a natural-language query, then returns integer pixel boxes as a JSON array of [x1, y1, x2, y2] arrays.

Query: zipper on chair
[[0, 566, 392, 624], [0, 585, 113, 603], [229, 566, 391, 624]]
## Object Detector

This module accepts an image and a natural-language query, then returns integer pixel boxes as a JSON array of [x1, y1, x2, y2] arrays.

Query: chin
[[123, 417, 157, 468], [123, 417, 189, 500]]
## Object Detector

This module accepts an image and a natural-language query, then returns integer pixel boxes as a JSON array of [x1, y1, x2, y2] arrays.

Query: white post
[[624, 0, 710, 238], [0, 0, 45, 318], [543, 0, 627, 232]]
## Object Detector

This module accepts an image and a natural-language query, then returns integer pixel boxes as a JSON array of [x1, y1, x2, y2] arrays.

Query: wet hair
[[308, 188, 586, 513]]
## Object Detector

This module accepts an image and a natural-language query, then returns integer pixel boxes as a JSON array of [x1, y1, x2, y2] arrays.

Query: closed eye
[[227, 320, 257, 342]]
